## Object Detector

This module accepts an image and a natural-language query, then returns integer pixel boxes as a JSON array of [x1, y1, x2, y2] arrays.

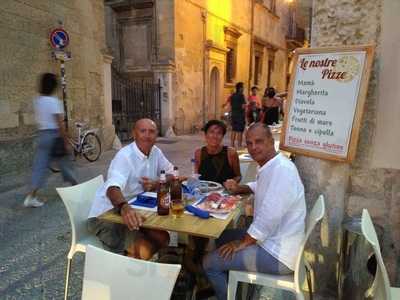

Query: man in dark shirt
[[229, 82, 246, 148]]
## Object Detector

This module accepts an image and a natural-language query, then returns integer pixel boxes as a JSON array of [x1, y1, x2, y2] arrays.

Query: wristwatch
[[116, 202, 128, 215]]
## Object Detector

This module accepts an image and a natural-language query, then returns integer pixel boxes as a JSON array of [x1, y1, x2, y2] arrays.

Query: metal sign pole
[[49, 26, 71, 131], [60, 60, 68, 130]]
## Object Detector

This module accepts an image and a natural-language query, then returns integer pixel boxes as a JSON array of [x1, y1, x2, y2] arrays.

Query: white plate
[[239, 153, 253, 161], [183, 180, 223, 192]]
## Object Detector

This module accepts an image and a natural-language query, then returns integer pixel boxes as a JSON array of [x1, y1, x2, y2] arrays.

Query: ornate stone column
[[101, 51, 116, 149], [152, 61, 176, 136]]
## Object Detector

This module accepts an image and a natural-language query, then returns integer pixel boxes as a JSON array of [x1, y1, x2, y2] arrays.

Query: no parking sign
[[49, 28, 69, 49]]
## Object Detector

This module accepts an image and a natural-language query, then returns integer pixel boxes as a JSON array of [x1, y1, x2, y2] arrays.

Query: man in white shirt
[[203, 123, 306, 300], [88, 119, 173, 259]]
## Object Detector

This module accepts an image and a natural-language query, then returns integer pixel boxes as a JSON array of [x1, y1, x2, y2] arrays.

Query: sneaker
[[23, 195, 44, 208]]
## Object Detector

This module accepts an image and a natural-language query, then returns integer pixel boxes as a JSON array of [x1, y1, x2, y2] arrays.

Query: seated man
[[88, 119, 172, 260], [203, 123, 306, 300]]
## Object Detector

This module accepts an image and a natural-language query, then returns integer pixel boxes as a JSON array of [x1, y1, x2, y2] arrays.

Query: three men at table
[[203, 123, 306, 300], [88, 118, 171, 259]]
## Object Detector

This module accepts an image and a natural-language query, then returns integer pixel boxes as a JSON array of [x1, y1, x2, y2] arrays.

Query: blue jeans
[[31, 130, 77, 189], [202, 229, 293, 300]]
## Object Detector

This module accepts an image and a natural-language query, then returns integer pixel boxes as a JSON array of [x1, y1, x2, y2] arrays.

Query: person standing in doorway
[[229, 82, 246, 148], [24, 73, 77, 207]]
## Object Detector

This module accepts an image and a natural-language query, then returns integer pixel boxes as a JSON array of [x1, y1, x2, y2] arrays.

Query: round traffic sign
[[49, 28, 70, 49]]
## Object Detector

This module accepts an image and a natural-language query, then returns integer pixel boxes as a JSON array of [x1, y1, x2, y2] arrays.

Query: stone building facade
[[105, 0, 306, 134], [0, 0, 114, 177], [296, 0, 400, 297]]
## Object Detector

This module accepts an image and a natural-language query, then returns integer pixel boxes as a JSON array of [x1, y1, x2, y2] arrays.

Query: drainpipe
[[308, 5, 313, 43], [201, 9, 207, 124], [248, 0, 255, 95], [153, 0, 159, 62]]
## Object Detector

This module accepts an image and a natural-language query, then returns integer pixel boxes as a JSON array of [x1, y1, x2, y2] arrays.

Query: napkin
[[130, 192, 157, 208]]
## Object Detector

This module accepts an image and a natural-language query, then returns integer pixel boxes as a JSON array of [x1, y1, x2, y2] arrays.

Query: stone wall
[[174, 0, 205, 133], [173, 0, 292, 134], [297, 0, 400, 297], [0, 0, 107, 177], [253, 1, 293, 93]]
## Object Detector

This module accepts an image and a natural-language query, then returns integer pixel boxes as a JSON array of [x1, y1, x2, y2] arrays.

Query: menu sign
[[280, 45, 375, 162]]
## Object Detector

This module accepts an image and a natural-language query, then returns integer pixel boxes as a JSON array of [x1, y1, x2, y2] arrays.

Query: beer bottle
[[170, 167, 181, 201], [170, 166, 183, 217], [157, 170, 170, 216]]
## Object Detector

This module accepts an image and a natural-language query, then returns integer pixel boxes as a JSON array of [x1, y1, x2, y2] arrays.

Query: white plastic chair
[[361, 209, 400, 300], [228, 195, 326, 300], [56, 175, 104, 300], [82, 245, 181, 300], [239, 160, 258, 184]]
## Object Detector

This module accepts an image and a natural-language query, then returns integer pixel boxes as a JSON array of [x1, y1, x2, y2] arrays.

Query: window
[[226, 47, 235, 83], [254, 55, 261, 85], [263, 0, 276, 13], [224, 26, 241, 84], [267, 57, 274, 87], [271, 0, 276, 13]]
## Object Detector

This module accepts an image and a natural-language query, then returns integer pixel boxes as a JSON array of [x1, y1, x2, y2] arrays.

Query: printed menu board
[[280, 45, 375, 162]]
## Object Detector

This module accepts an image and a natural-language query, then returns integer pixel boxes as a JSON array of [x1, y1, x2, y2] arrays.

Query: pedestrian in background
[[24, 73, 77, 207], [246, 86, 261, 125], [228, 82, 246, 148], [261, 87, 283, 125]]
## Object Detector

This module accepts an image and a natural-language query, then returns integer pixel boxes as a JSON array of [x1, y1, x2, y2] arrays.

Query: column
[[102, 52, 116, 149], [153, 61, 176, 136]]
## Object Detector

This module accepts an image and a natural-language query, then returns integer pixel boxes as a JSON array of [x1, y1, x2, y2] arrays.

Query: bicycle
[[49, 122, 102, 172]]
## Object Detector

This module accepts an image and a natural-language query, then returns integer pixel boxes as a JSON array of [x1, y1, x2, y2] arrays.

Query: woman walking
[[24, 73, 77, 207]]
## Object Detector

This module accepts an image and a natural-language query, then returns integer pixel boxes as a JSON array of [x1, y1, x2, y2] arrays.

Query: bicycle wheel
[[82, 133, 101, 162]]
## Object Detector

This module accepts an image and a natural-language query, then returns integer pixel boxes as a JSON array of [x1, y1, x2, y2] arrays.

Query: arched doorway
[[209, 67, 220, 120]]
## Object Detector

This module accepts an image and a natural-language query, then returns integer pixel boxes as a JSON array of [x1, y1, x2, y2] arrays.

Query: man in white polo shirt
[[203, 123, 306, 300], [88, 119, 173, 259]]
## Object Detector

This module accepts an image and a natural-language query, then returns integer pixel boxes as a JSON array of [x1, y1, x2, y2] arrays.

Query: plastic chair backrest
[[294, 195, 325, 293], [361, 209, 391, 300], [240, 161, 258, 184], [56, 175, 104, 250], [82, 245, 181, 300]]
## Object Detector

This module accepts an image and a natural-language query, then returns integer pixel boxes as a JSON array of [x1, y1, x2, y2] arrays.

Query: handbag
[[51, 137, 67, 157]]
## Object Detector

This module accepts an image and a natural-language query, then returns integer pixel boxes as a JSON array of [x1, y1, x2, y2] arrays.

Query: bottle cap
[[160, 170, 166, 181]]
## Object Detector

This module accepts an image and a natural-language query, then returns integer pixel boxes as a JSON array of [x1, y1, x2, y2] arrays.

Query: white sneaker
[[23, 195, 44, 208]]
